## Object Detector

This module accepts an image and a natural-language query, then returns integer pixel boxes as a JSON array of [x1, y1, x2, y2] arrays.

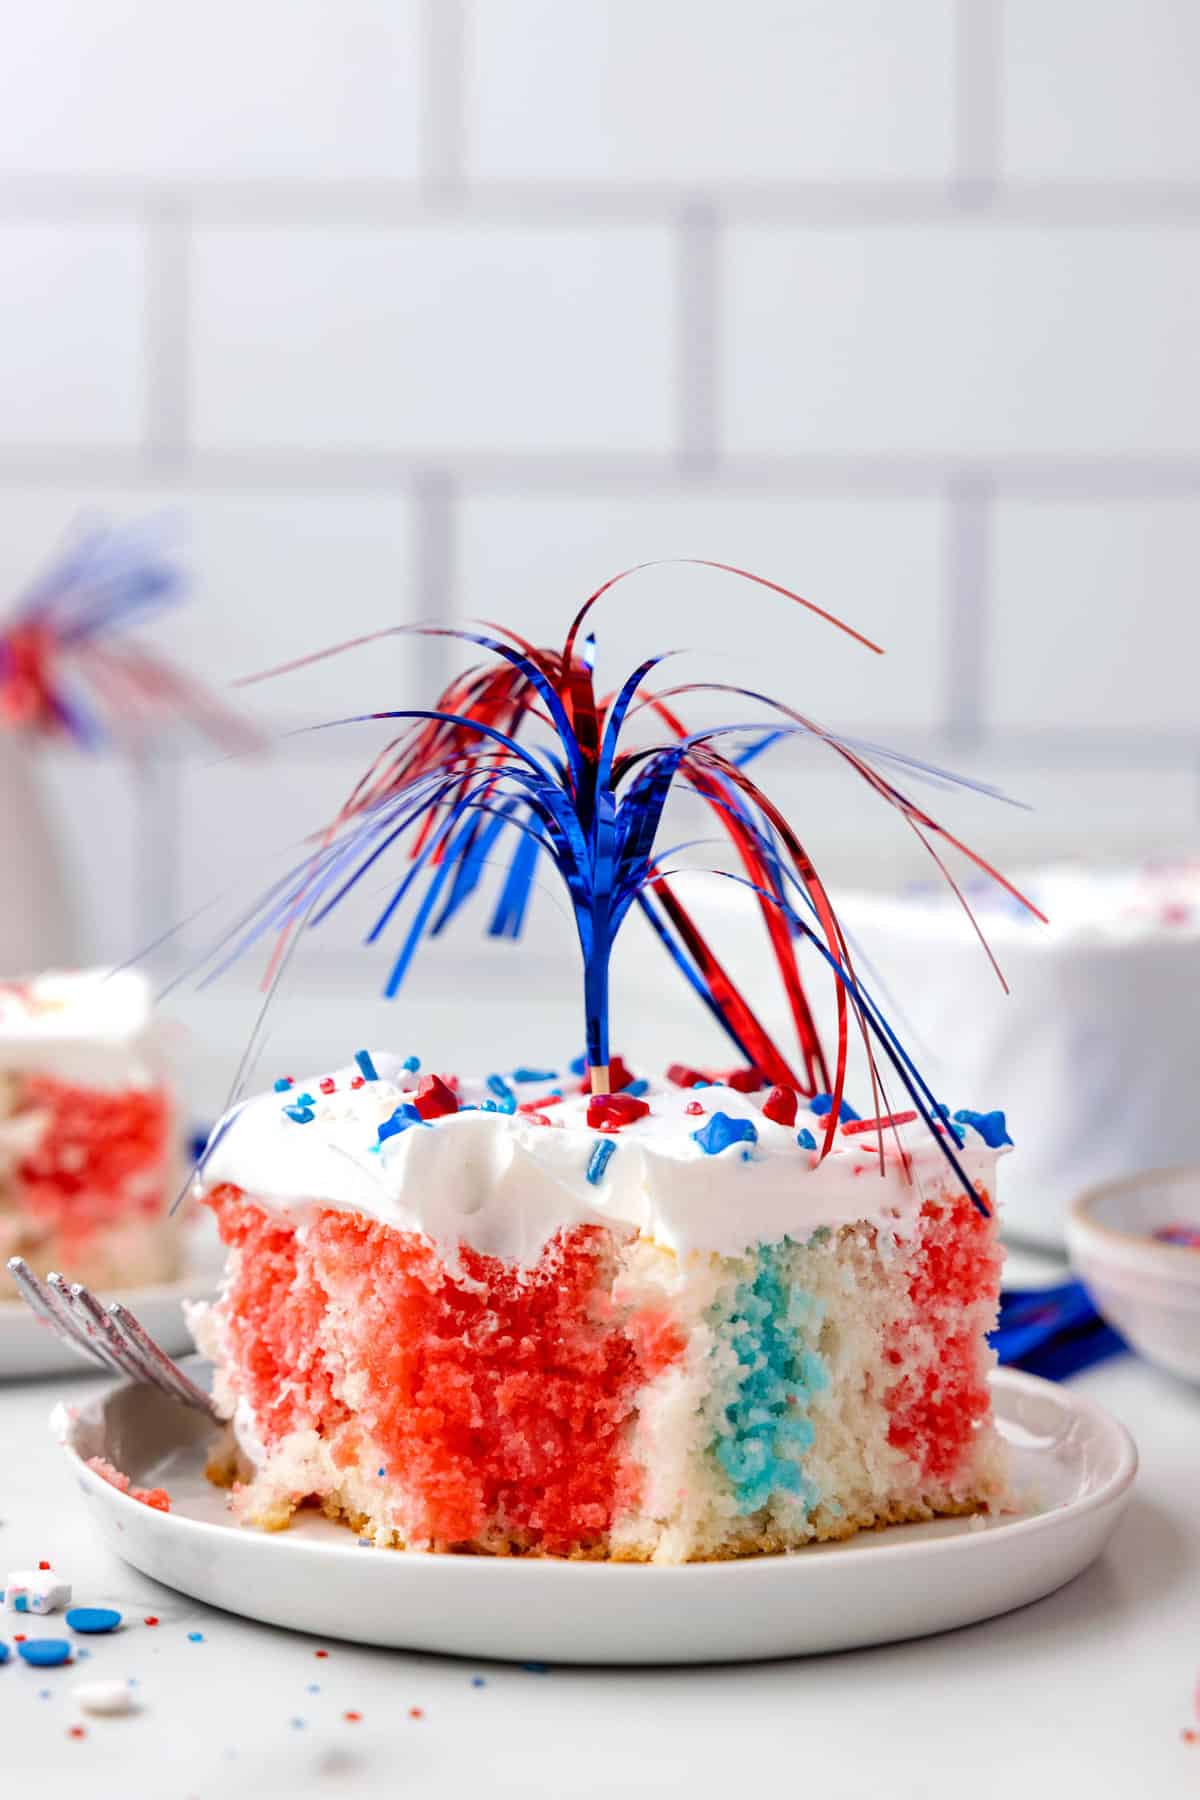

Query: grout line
[[944, 473, 992, 746], [953, 0, 1001, 210], [676, 200, 720, 475], [0, 448, 1198, 500], [143, 195, 191, 471], [422, 0, 466, 201], [411, 469, 457, 695], [227, 716, 1200, 771], [2, 175, 1200, 226], [129, 744, 180, 954]]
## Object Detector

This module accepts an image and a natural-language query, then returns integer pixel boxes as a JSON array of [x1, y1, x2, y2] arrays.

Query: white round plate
[[57, 1366, 1135, 1665], [1, 1249, 215, 1380]]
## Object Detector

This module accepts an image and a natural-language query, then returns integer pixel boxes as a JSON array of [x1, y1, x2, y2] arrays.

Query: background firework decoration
[[0, 516, 255, 751], [194, 560, 1043, 1214]]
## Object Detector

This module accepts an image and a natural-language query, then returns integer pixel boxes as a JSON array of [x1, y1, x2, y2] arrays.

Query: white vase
[[0, 734, 77, 972]]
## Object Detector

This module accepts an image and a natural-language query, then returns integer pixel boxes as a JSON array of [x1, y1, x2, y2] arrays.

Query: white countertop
[[0, 1352, 1197, 1798]]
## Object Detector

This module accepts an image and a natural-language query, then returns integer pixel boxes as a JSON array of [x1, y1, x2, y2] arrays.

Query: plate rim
[[0, 1270, 213, 1315], [60, 1365, 1138, 1578]]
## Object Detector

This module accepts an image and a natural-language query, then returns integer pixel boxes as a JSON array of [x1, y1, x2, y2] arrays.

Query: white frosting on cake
[[841, 860, 1200, 1249], [200, 1054, 1001, 1265], [0, 969, 159, 1087]]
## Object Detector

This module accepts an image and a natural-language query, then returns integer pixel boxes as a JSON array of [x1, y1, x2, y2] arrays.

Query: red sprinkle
[[414, 1074, 458, 1121], [319, 1077, 335, 1094], [350, 1076, 365, 1090], [344, 1710, 362, 1723], [68, 1726, 86, 1740], [667, 1063, 706, 1089], [521, 1091, 565, 1112], [409, 1707, 424, 1720], [841, 1111, 918, 1137], [587, 1092, 650, 1130], [725, 1069, 764, 1093], [38, 1560, 51, 1570], [314, 1650, 329, 1659], [143, 1617, 158, 1627], [762, 1085, 798, 1127], [524, 1112, 553, 1127], [685, 1101, 704, 1116], [13, 1634, 26, 1643]]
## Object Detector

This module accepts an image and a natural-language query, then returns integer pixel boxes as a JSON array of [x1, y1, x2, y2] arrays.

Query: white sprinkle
[[74, 1680, 138, 1717]]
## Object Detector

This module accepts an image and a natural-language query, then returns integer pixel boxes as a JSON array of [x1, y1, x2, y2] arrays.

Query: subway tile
[[988, 497, 1200, 733], [724, 225, 1200, 457], [172, 734, 399, 957], [0, 487, 423, 724], [887, 753, 1200, 871], [465, 0, 956, 184], [0, 1, 420, 181], [1002, 0, 1200, 182], [35, 748, 141, 966], [456, 491, 949, 730], [0, 223, 145, 448], [192, 225, 675, 455]]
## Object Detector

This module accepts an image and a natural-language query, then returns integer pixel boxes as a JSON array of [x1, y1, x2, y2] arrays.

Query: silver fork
[[6, 1256, 220, 1421]]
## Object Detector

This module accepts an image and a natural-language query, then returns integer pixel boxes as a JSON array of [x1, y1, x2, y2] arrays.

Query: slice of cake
[[0, 970, 179, 1291], [190, 1056, 1009, 1563], [842, 860, 1200, 1247]]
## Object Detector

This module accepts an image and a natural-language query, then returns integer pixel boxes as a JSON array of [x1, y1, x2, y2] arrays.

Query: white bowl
[[1067, 1166, 1200, 1384]]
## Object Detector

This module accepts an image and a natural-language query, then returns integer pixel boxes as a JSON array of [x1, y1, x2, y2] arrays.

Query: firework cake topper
[[199, 560, 1041, 1215], [0, 517, 255, 751]]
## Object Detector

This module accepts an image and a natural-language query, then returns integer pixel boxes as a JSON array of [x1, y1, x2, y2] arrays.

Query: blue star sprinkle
[[692, 1112, 758, 1156], [808, 1094, 860, 1122], [953, 1108, 1013, 1149]]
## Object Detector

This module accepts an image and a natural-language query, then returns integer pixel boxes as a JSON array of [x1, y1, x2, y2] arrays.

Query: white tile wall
[[0, 0, 1195, 1009], [0, 1, 422, 183], [0, 486, 425, 719], [0, 222, 146, 448], [456, 492, 950, 729], [989, 498, 1200, 733], [191, 224, 676, 455], [724, 226, 1200, 457], [466, 0, 957, 184], [1002, 0, 1200, 183]]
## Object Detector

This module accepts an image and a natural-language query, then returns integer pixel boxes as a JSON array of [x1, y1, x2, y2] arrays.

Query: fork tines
[[6, 1256, 219, 1421]]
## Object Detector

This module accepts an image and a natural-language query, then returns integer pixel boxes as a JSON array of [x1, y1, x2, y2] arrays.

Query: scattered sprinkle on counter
[[75, 1679, 137, 1717], [66, 1607, 121, 1635], [18, 1640, 72, 1667], [4, 1569, 72, 1614], [187, 1631, 204, 1643]]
